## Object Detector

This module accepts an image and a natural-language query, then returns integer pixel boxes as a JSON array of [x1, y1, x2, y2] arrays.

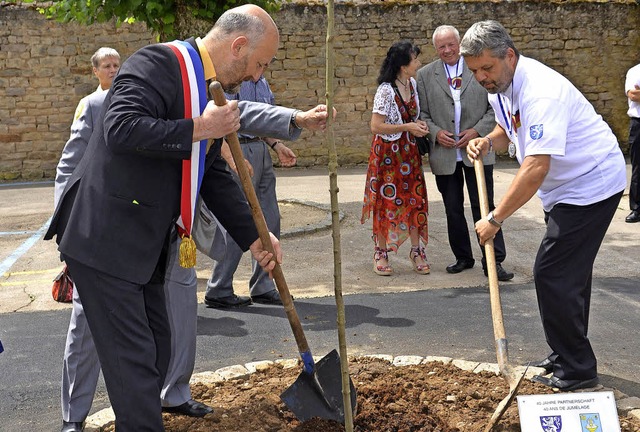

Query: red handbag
[[52, 265, 73, 303]]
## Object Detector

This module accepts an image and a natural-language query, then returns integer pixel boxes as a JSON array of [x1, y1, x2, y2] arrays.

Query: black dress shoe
[[252, 289, 284, 305], [483, 263, 515, 281], [527, 357, 554, 373], [446, 259, 475, 274], [531, 374, 599, 391], [204, 294, 251, 309], [626, 210, 640, 223], [496, 264, 514, 281], [162, 399, 214, 417], [61, 421, 84, 432]]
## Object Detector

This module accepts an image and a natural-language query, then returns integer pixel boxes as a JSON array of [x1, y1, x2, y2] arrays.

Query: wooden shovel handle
[[209, 81, 311, 355], [473, 159, 508, 360]]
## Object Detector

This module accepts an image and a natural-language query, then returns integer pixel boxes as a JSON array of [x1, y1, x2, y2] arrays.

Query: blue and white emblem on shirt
[[530, 124, 544, 140]]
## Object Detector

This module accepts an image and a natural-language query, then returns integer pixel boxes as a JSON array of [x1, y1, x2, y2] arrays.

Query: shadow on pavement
[[197, 300, 415, 335]]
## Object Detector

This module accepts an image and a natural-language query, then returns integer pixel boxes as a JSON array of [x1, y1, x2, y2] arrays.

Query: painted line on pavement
[[0, 278, 54, 287], [0, 180, 53, 188], [3, 269, 60, 276], [0, 217, 52, 276], [599, 288, 640, 309], [0, 231, 38, 236]]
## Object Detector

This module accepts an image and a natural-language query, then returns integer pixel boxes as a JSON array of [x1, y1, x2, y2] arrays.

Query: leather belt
[[238, 137, 261, 144]]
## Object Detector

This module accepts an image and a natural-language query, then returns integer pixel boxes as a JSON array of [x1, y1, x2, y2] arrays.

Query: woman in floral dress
[[361, 40, 430, 276]]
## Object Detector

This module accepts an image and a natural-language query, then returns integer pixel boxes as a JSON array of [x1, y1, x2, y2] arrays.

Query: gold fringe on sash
[[179, 235, 197, 268]]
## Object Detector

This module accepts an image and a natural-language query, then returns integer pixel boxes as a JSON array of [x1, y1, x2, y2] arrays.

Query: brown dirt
[[101, 357, 640, 432]]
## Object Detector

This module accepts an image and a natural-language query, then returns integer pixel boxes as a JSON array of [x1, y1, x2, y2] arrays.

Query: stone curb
[[279, 198, 344, 239], [84, 355, 640, 430]]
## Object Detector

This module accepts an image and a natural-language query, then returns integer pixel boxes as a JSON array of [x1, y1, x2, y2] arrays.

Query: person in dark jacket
[[46, 5, 288, 430]]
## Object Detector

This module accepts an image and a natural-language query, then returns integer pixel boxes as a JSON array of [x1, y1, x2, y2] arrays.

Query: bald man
[[44, 5, 316, 431]]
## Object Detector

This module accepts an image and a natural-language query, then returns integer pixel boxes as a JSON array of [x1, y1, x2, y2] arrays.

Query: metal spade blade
[[280, 349, 357, 423]]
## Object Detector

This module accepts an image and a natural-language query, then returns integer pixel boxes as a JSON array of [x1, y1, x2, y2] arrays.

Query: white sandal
[[409, 245, 430, 275], [373, 247, 393, 276]]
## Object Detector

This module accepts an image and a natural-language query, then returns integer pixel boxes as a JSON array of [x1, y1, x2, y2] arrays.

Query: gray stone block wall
[[270, 1, 640, 167], [0, 4, 155, 180], [1, 1, 639, 180]]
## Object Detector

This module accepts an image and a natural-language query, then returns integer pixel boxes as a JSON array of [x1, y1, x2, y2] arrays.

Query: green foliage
[[31, 0, 281, 41]]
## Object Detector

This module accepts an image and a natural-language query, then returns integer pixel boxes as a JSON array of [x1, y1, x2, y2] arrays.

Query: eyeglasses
[[257, 57, 276, 72]]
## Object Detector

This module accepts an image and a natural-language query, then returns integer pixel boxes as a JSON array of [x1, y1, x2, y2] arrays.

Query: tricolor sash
[[165, 40, 208, 268]]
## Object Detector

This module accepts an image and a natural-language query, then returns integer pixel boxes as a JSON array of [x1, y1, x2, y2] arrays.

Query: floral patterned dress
[[361, 80, 429, 252]]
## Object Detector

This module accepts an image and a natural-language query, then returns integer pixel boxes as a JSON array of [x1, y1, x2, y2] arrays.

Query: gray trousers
[[61, 283, 100, 422], [160, 238, 197, 407], [206, 140, 280, 298], [61, 238, 197, 422]]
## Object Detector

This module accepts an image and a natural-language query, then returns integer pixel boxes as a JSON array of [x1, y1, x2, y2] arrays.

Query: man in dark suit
[[416, 25, 514, 281], [45, 5, 291, 431]]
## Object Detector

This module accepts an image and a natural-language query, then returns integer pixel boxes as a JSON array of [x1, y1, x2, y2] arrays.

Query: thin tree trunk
[[325, 1, 353, 430]]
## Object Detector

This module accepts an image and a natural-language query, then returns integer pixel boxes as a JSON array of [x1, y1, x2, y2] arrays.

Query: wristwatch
[[290, 110, 302, 130], [487, 211, 503, 228]]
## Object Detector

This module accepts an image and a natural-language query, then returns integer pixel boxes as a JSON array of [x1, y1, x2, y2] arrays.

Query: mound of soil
[[101, 357, 640, 431]]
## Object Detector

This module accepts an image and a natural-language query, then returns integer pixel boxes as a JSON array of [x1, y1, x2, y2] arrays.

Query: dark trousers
[[64, 256, 171, 431], [435, 162, 507, 265], [629, 117, 640, 210], [533, 191, 622, 380]]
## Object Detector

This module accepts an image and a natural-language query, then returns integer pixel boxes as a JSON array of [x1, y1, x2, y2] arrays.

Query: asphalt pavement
[[1, 161, 639, 431]]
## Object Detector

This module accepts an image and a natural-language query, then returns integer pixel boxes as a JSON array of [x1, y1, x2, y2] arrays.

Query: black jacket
[[45, 38, 258, 284]]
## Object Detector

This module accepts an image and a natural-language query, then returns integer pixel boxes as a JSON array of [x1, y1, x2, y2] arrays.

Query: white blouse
[[372, 77, 419, 141]]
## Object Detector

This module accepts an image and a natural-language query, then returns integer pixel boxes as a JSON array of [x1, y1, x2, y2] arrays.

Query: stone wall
[[1, 1, 639, 180], [271, 1, 640, 166], [0, 4, 156, 180]]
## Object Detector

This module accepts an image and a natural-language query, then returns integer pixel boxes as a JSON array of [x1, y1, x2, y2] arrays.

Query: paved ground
[[1, 161, 639, 430]]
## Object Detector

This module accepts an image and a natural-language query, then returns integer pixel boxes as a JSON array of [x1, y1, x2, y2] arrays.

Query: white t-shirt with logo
[[488, 55, 626, 211]]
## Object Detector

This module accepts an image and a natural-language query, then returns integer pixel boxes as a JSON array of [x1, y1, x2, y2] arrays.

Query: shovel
[[473, 159, 527, 431], [209, 82, 356, 423]]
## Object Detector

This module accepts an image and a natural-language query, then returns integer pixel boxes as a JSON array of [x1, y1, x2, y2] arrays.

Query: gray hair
[[459, 20, 519, 59], [209, 11, 265, 49], [91, 47, 120, 68], [432, 25, 460, 47]]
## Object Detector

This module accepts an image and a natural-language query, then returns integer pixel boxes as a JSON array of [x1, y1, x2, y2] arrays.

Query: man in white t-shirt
[[624, 62, 640, 222], [462, 20, 626, 392]]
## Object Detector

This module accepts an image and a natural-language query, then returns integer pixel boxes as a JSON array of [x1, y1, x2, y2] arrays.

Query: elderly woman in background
[[361, 40, 430, 276]]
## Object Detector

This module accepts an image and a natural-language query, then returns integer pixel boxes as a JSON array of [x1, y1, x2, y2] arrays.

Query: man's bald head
[[203, 5, 279, 93], [207, 4, 278, 48]]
